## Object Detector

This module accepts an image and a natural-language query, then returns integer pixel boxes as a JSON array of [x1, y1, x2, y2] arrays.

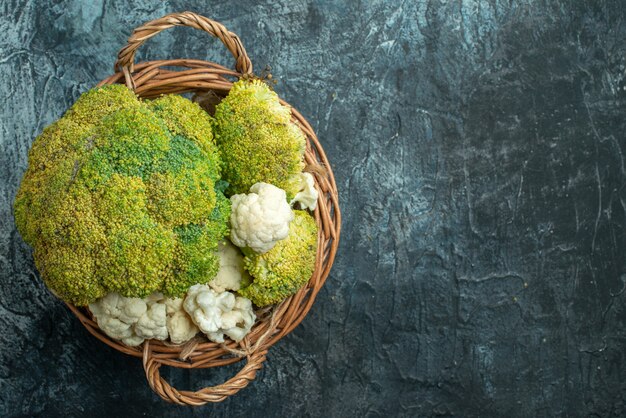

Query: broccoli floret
[[14, 85, 230, 306], [213, 79, 306, 197], [66, 83, 141, 126], [239, 210, 318, 307]]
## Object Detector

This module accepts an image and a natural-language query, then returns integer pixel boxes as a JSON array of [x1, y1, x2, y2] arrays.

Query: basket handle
[[143, 341, 268, 405], [115, 11, 253, 86]]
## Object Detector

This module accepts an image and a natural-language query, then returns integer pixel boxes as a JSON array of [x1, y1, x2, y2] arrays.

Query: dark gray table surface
[[1, 1, 626, 417]]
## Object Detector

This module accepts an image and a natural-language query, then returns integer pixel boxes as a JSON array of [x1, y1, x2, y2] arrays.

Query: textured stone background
[[1, 1, 626, 416]]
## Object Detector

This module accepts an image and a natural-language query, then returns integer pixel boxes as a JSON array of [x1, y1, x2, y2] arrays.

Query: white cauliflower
[[230, 182, 294, 254], [291, 172, 318, 210], [208, 240, 251, 293], [217, 297, 256, 342], [135, 301, 168, 341], [165, 298, 199, 344], [183, 284, 256, 343], [89, 292, 168, 346], [89, 292, 199, 346]]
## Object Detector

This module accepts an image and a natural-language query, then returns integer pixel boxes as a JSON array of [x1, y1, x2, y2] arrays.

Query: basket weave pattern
[[64, 12, 340, 405]]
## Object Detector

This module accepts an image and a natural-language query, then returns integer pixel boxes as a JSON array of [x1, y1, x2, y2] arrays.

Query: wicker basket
[[64, 11, 341, 405]]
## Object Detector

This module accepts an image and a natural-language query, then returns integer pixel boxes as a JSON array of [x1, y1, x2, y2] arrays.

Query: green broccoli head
[[213, 79, 306, 197], [14, 85, 230, 306], [239, 210, 318, 307]]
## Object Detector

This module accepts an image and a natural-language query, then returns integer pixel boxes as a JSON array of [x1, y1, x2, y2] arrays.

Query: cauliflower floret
[[89, 292, 168, 346], [212, 297, 256, 343], [291, 172, 318, 211], [183, 284, 256, 343], [208, 240, 251, 292], [90, 292, 200, 346], [230, 183, 294, 254], [165, 298, 199, 344], [135, 302, 168, 340]]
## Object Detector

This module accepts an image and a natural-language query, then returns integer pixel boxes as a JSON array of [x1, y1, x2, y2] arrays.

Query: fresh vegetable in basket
[[239, 210, 319, 307], [14, 85, 229, 306], [214, 79, 307, 197], [14, 79, 319, 345]]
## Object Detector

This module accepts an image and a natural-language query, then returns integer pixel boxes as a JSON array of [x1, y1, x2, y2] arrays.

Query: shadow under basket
[[64, 11, 341, 405]]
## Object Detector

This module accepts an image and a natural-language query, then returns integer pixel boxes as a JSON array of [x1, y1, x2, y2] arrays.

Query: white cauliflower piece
[[183, 284, 256, 343], [132, 293, 168, 341], [183, 285, 234, 334], [230, 182, 295, 254], [209, 240, 251, 292], [89, 292, 168, 346], [291, 172, 318, 210], [211, 297, 256, 343], [165, 298, 199, 344], [135, 302, 168, 340]]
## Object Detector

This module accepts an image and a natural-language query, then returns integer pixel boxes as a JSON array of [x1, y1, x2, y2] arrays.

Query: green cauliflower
[[213, 79, 306, 197], [14, 85, 230, 306], [239, 210, 318, 307]]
